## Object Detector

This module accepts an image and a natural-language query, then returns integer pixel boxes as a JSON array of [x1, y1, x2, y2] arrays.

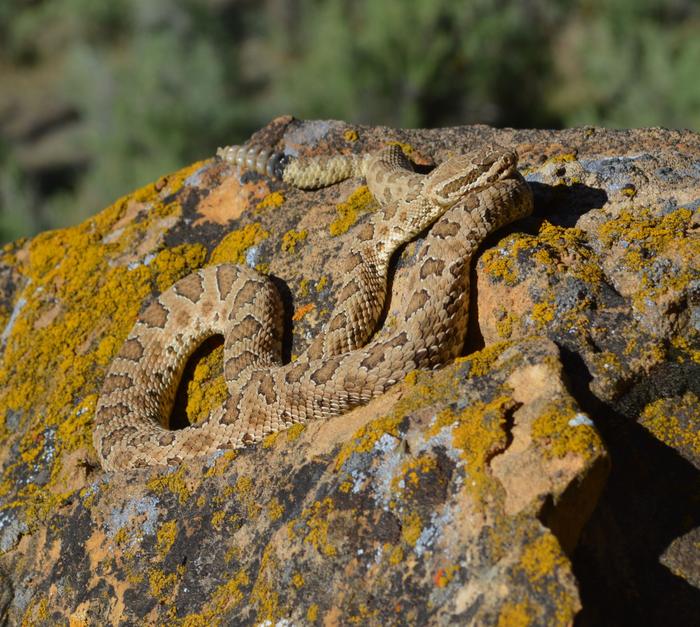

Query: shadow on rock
[[529, 181, 608, 227], [560, 347, 700, 627]]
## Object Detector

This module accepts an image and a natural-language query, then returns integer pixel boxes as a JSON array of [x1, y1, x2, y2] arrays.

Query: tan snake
[[93, 143, 533, 470]]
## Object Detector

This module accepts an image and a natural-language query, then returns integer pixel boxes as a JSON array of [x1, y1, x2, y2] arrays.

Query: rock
[[0, 118, 697, 624]]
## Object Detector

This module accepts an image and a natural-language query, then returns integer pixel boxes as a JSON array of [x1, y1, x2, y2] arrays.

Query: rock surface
[[0, 118, 698, 625]]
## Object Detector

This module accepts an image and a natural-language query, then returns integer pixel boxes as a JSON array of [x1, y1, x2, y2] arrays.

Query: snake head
[[427, 147, 519, 207]]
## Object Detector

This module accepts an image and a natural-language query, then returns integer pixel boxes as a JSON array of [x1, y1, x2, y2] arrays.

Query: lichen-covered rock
[[0, 118, 697, 624]]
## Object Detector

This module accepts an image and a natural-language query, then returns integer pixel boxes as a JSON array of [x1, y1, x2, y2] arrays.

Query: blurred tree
[[0, 0, 698, 243], [549, 0, 700, 129], [254, 0, 564, 128]]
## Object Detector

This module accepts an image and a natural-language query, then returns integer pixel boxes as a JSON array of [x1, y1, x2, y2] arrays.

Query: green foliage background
[[1, 0, 698, 243]]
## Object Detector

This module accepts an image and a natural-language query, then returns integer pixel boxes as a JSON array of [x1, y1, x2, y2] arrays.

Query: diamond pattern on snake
[[93, 140, 533, 470]]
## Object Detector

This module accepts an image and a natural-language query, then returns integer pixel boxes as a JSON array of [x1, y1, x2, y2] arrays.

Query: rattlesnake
[[93, 142, 533, 471]]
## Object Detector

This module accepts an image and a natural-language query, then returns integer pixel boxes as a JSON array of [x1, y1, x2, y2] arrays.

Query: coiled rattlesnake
[[93, 142, 533, 470]]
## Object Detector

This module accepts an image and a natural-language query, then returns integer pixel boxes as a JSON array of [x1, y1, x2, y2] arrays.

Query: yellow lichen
[[545, 152, 577, 164], [211, 510, 226, 530], [334, 414, 404, 471], [152, 244, 208, 292], [183, 343, 227, 426], [297, 278, 310, 297], [495, 311, 516, 339], [235, 475, 262, 520], [428, 396, 513, 503], [315, 276, 328, 292], [598, 207, 693, 255], [250, 545, 282, 621], [401, 510, 423, 546], [256, 191, 285, 211], [520, 534, 567, 585], [147, 465, 191, 504], [343, 129, 359, 142], [203, 450, 237, 478], [180, 570, 249, 625], [479, 235, 532, 286], [113, 527, 129, 546], [267, 497, 284, 521], [639, 392, 700, 455], [0, 160, 209, 527], [149, 568, 179, 601], [387, 141, 414, 156], [455, 341, 512, 378], [531, 301, 555, 328], [265, 422, 306, 447], [596, 207, 697, 314], [517, 532, 579, 624], [671, 335, 700, 364], [281, 229, 308, 253], [291, 572, 304, 588], [300, 497, 337, 556], [347, 604, 379, 624], [307, 604, 319, 622], [531, 400, 600, 459], [393, 453, 437, 495], [497, 601, 533, 627], [156, 520, 178, 555], [329, 185, 377, 236], [209, 222, 269, 265], [388, 544, 404, 565]]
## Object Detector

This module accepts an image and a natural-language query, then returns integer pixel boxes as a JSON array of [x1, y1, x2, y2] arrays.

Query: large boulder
[[0, 117, 697, 624]]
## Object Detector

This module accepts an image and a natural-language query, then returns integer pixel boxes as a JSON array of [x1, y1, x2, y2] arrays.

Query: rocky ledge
[[0, 118, 698, 625]]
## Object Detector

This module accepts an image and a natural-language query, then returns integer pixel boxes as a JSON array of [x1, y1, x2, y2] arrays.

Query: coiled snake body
[[93, 143, 533, 470]]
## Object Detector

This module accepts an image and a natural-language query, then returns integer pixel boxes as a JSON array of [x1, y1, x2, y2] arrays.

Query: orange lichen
[[292, 303, 315, 321], [434, 565, 458, 588]]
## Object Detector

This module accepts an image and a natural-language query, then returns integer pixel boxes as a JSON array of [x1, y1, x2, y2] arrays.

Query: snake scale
[[93, 141, 533, 471]]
